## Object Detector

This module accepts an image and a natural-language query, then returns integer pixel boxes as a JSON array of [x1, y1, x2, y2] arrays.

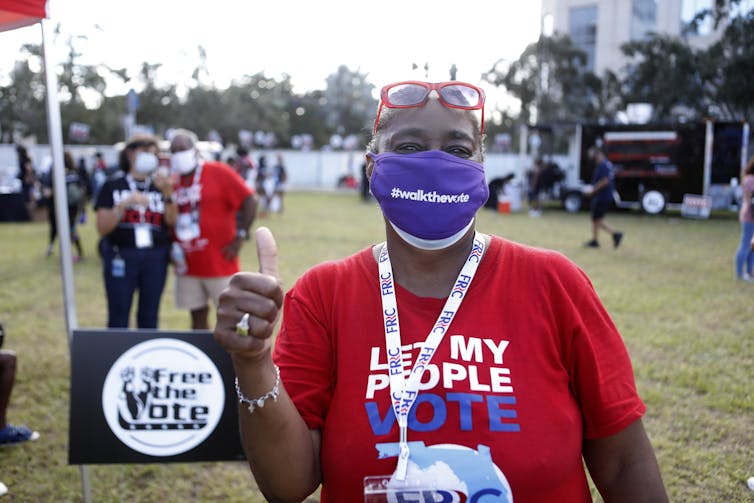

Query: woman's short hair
[[125, 134, 158, 151], [120, 135, 158, 173], [168, 128, 198, 147], [63, 151, 75, 171]]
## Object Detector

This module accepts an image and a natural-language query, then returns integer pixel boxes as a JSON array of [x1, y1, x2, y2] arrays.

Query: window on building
[[681, 0, 713, 36], [569, 5, 597, 70], [542, 13, 554, 37], [631, 0, 658, 39]]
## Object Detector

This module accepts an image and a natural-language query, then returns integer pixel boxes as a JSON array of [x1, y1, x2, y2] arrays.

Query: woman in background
[[94, 135, 177, 328], [42, 151, 86, 260], [736, 157, 754, 281]]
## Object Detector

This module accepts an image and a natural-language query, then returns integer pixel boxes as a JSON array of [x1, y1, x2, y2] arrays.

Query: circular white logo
[[102, 338, 225, 457]]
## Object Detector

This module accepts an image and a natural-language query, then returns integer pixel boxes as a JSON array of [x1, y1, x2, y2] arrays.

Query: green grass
[[1, 192, 752, 502]]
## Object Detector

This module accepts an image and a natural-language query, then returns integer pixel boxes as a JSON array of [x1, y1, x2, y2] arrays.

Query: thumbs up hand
[[255, 226, 279, 279], [214, 227, 284, 363]]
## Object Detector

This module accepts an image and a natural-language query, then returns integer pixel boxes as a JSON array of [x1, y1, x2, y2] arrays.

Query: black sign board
[[68, 329, 245, 464]]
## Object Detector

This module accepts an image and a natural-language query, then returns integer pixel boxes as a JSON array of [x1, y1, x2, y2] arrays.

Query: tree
[[686, 0, 750, 31], [57, 34, 106, 105], [287, 89, 329, 148], [703, 9, 754, 119], [0, 45, 47, 142], [619, 34, 707, 120], [484, 34, 610, 126], [323, 66, 377, 138], [582, 70, 624, 122], [126, 62, 180, 140]]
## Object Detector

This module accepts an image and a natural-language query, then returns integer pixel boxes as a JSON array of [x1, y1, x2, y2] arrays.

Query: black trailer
[[564, 120, 749, 214]]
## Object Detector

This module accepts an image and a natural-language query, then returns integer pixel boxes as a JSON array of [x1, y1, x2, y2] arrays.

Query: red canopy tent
[[0, 0, 46, 30], [0, 0, 76, 330], [0, 1, 88, 499]]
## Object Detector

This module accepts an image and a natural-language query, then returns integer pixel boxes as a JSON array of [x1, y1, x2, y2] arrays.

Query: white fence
[[0, 144, 574, 192]]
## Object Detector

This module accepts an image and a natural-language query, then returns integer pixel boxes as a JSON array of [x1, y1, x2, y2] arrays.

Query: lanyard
[[126, 175, 150, 223], [176, 163, 203, 212], [377, 231, 485, 481]]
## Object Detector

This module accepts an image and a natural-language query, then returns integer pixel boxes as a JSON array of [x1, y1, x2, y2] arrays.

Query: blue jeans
[[102, 241, 170, 328], [735, 221, 754, 278]]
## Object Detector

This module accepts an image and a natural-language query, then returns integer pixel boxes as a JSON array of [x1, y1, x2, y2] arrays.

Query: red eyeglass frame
[[372, 81, 486, 135]]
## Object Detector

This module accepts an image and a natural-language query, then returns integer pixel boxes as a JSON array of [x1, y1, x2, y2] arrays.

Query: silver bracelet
[[234, 365, 280, 414]]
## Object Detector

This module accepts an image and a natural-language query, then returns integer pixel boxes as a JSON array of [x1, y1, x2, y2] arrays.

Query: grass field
[[0, 191, 752, 502]]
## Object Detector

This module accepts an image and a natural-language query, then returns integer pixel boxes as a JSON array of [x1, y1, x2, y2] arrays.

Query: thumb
[[255, 226, 279, 279]]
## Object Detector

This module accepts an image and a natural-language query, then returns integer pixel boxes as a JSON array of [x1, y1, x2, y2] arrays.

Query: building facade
[[541, 0, 753, 75]]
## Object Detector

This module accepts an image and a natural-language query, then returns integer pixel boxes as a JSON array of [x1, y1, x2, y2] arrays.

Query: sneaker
[[584, 239, 599, 248], [740, 272, 754, 283], [0, 424, 40, 447], [0, 481, 7, 496], [612, 232, 624, 249]]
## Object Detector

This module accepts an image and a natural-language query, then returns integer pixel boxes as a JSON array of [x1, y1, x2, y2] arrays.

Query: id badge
[[111, 256, 125, 278], [365, 442, 513, 503], [176, 213, 200, 242], [134, 224, 153, 249], [364, 475, 439, 503]]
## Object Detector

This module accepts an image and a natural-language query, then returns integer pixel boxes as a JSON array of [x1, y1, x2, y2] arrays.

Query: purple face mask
[[368, 150, 489, 242]]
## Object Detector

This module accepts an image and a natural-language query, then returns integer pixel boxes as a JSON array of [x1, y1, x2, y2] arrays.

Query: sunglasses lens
[[386, 83, 429, 106], [440, 85, 481, 108]]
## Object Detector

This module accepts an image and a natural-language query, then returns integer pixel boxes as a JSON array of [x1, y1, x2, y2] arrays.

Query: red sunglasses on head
[[373, 81, 486, 134]]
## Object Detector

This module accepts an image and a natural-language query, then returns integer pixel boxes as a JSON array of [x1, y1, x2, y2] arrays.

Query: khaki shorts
[[174, 275, 232, 311]]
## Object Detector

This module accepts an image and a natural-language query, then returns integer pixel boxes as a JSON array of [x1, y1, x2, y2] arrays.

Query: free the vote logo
[[101, 338, 224, 456]]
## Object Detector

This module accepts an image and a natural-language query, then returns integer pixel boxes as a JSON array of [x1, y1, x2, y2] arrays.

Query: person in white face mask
[[94, 135, 177, 329], [168, 129, 259, 331], [211, 81, 667, 503]]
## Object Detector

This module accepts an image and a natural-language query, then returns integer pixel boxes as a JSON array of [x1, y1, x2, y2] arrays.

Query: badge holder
[[111, 248, 125, 278], [175, 212, 200, 242], [364, 475, 443, 503], [134, 224, 153, 249]]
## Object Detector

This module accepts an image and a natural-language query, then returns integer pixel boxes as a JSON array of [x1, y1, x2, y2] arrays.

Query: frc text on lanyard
[[377, 232, 485, 481], [174, 164, 203, 243]]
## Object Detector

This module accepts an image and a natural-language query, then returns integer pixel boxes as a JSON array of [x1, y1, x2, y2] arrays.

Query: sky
[[0, 0, 542, 115]]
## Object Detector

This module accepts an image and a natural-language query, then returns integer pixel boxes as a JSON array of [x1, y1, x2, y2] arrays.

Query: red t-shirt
[[174, 161, 253, 277], [273, 236, 646, 502]]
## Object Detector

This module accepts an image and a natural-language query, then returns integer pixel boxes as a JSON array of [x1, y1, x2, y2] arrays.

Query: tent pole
[[40, 17, 91, 503]]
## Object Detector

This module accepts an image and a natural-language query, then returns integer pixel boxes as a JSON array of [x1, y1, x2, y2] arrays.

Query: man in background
[[584, 147, 623, 249], [169, 130, 258, 329]]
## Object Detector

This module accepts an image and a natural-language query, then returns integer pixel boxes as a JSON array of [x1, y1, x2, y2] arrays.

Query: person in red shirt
[[213, 82, 668, 502], [169, 129, 258, 330]]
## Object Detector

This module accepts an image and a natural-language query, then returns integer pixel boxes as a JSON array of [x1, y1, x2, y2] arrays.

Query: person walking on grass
[[41, 151, 86, 260], [735, 156, 754, 281], [584, 147, 623, 249]]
